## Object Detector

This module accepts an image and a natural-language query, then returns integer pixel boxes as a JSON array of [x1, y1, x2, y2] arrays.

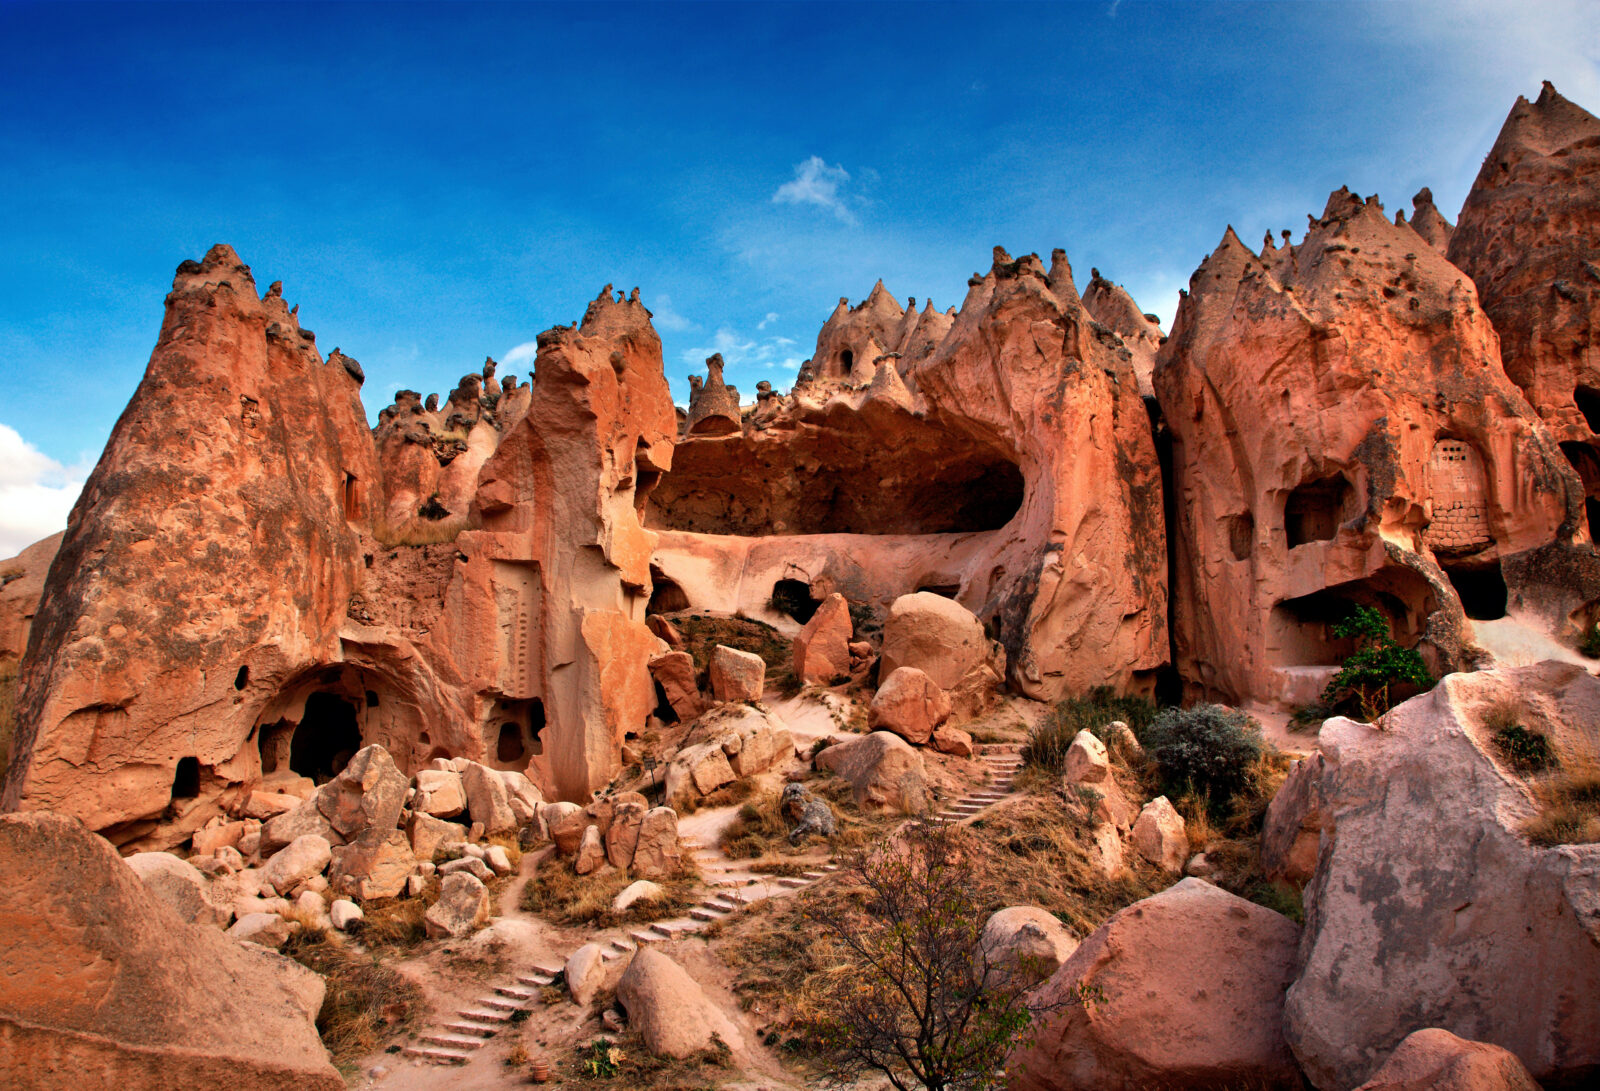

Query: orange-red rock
[[0, 531, 60, 666], [1154, 190, 1579, 707]]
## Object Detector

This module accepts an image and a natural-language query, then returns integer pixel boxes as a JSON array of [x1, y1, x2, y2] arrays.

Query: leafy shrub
[[1495, 725, 1555, 773], [1321, 605, 1433, 720], [1581, 622, 1600, 660], [1023, 686, 1157, 774], [1142, 704, 1264, 803]]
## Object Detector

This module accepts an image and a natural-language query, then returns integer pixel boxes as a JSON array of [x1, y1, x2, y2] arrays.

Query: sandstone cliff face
[[2, 255, 675, 849], [650, 247, 1167, 700], [1448, 82, 1600, 631], [1082, 268, 1164, 397], [2, 246, 381, 843], [0, 531, 61, 664], [1155, 190, 1579, 706]]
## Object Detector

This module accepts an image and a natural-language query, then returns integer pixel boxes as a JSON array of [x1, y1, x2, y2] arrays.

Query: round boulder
[[880, 592, 986, 690]]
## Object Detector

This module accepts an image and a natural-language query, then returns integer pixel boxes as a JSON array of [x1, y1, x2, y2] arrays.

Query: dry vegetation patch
[[718, 779, 897, 862], [673, 612, 798, 696], [544, 1032, 734, 1089], [1475, 697, 1600, 847], [518, 856, 702, 927], [282, 929, 425, 1070]]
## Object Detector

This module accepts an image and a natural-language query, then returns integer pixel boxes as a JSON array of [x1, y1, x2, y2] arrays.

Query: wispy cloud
[[0, 423, 92, 556], [502, 341, 539, 369], [756, 312, 779, 330], [773, 156, 858, 225], [679, 326, 804, 380], [649, 292, 694, 333]]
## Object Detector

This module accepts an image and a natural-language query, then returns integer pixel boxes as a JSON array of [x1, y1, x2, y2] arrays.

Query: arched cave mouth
[[770, 578, 821, 623], [1561, 441, 1600, 542], [647, 565, 691, 614], [286, 692, 364, 782], [1575, 386, 1600, 435], [646, 414, 1025, 536], [1443, 563, 1508, 621], [1269, 568, 1438, 668], [1284, 474, 1357, 548], [489, 699, 545, 770]]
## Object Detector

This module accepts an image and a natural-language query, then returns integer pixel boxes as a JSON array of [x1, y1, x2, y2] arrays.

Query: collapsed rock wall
[[1155, 190, 1579, 706]]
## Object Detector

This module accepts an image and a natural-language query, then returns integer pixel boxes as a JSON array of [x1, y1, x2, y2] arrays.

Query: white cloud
[[757, 312, 779, 330], [679, 325, 808, 384], [502, 341, 539, 369], [649, 293, 694, 333], [773, 156, 858, 224], [0, 424, 91, 557]]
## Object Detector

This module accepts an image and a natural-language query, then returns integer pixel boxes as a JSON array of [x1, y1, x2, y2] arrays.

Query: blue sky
[[1, 1, 1598, 554]]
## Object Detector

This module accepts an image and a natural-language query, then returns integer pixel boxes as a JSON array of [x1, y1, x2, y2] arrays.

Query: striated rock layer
[[1155, 188, 1582, 707]]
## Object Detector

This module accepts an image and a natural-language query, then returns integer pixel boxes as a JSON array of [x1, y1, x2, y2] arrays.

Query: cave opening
[[1226, 512, 1254, 561], [1285, 475, 1355, 548], [1561, 441, 1600, 541], [171, 757, 200, 800], [497, 723, 525, 763], [1576, 386, 1600, 434], [234, 665, 249, 690], [647, 568, 691, 614], [771, 578, 820, 623], [288, 692, 363, 782], [916, 584, 962, 599], [1270, 569, 1436, 668], [840, 349, 854, 374], [1443, 563, 1508, 621]]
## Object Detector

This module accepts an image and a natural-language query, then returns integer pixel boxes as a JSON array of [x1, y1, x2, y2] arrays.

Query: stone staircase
[[400, 743, 1023, 1065], [930, 742, 1022, 824]]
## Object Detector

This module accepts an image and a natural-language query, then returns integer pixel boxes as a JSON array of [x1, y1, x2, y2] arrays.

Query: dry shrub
[[1023, 687, 1158, 775], [560, 1032, 733, 1089], [517, 856, 702, 927], [352, 882, 436, 952], [372, 513, 470, 548], [680, 777, 756, 814], [720, 784, 891, 861], [1523, 763, 1600, 847], [282, 931, 424, 1068], [0, 659, 16, 784]]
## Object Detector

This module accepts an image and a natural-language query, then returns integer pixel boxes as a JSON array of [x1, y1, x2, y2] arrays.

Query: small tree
[[1142, 704, 1264, 803], [806, 823, 1090, 1091], [1321, 605, 1433, 722]]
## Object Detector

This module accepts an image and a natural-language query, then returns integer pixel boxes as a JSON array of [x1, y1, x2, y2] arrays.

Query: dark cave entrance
[[1561, 441, 1600, 542], [288, 692, 363, 782], [647, 566, 691, 614], [1443, 563, 1508, 621], [492, 698, 545, 768], [1270, 568, 1437, 668], [1575, 385, 1600, 434], [1285, 475, 1356, 548], [771, 578, 820, 623], [171, 756, 200, 801]]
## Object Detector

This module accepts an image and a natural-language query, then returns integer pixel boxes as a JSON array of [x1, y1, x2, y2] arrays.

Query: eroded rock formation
[[1156, 188, 1582, 707]]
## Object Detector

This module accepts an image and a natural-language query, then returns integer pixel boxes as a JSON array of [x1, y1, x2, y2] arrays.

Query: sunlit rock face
[[651, 246, 1169, 702], [1154, 189, 1578, 707], [1, 255, 673, 849]]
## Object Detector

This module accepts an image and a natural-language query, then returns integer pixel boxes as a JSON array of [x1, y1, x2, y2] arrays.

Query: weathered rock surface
[[412, 768, 466, 819], [1285, 663, 1600, 1089], [1062, 729, 1109, 784], [1009, 878, 1302, 1091], [424, 871, 489, 938], [709, 644, 764, 703], [616, 948, 742, 1058], [1131, 795, 1187, 874], [978, 906, 1079, 988], [329, 828, 414, 900], [867, 666, 950, 745], [566, 942, 607, 1006], [649, 651, 703, 723], [1260, 751, 1329, 884], [1155, 189, 1578, 707], [1353, 1028, 1540, 1091], [318, 744, 408, 840], [814, 731, 927, 813], [879, 592, 988, 691], [0, 811, 340, 1090], [630, 807, 682, 878], [793, 593, 854, 684], [125, 852, 231, 928], [260, 834, 332, 895], [1082, 268, 1164, 397], [0, 531, 60, 665]]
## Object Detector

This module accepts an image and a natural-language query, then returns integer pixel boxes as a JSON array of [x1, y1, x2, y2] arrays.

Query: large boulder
[[566, 943, 607, 1006], [1259, 751, 1329, 884], [316, 744, 407, 840], [605, 799, 647, 870], [649, 651, 703, 722], [0, 812, 341, 1090], [1062, 729, 1109, 785], [498, 770, 545, 826], [709, 644, 765, 703], [616, 948, 743, 1058], [412, 768, 466, 819], [424, 872, 490, 938], [259, 797, 341, 856], [714, 705, 792, 778], [867, 666, 951, 745], [1009, 878, 1302, 1091], [1285, 663, 1600, 1089], [407, 811, 461, 862], [125, 852, 231, 928], [879, 592, 987, 691], [459, 761, 518, 835], [978, 906, 1078, 988], [665, 739, 736, 802], [260, 834, 332, 895], [630, 807, 682, 879], [793, 592, 853, 684], [1353, 1029, 1540, 1091], [1131, 796, 1187, 874], [329, 828, 415, 901], [814, 731, 928, 813]]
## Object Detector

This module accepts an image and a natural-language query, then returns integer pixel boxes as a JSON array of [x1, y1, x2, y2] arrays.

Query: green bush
[[1023, 687, 1157, 773], [1321, 605, 1433, 720], [1493, 723, 1554, 773], [1580, 622, 1600, 660], [1142, 704, 1264, 802]]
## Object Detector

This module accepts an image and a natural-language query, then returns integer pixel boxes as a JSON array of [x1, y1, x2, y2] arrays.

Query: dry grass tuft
[[720, 783, 893, 861], [282, 931, 424, 1070], [372, 513, 471, 548], [1523, 763, 1600, 847], [558, 1032, 734, 1089], [350, 882, 436, 952], [518, 856, 702, 927]]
